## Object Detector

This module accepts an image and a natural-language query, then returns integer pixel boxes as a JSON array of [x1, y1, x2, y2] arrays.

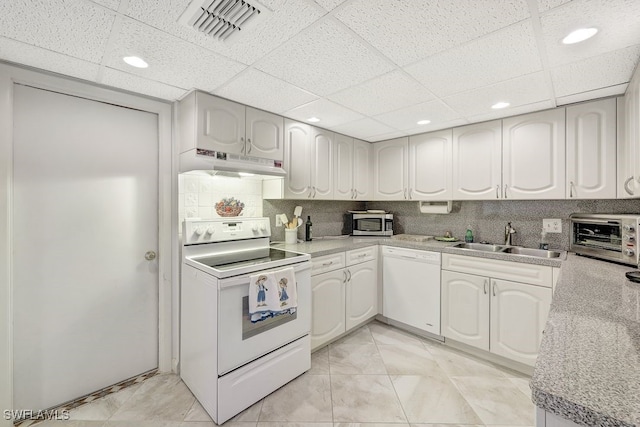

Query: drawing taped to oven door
[[242, 295, 296, 340]]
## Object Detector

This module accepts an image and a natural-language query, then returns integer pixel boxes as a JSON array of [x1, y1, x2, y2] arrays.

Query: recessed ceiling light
[[416, 120, 431, 125], [123, 56, 149, 68], [307, 117, 320, 123], [491, 102, 510, 109], [562, 28, 598, 45]]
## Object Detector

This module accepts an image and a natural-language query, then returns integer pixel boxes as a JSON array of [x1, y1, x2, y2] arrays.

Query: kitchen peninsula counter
[[530, 254, 640, 427]]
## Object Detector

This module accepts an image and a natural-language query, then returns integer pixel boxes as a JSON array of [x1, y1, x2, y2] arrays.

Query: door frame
[[0, 61, 176, 426]]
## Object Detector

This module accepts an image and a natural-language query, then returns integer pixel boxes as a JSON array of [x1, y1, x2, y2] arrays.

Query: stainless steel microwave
[[570, 213, 640, 266], [351, 213, 393, 236]]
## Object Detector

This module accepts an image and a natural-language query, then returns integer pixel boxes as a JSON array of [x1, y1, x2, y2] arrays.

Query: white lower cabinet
[[311, 247, 378, 350], [441, 254, 552, 366]]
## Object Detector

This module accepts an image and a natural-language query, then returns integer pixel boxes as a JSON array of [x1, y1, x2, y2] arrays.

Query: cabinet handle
[[322, 261, 333, 267], [503, 184, 508, 199], [496, 185, 500, 199], [240, 137, 245, 154], [403, 188, 407, 200], [484, 280, 488, 294], [247, 138, 252, 154], [312, 186, 317, 198], [352, 189, 356, 199], [569, 181, 575, 198], [409, 188, 412, 200], [343, 270, 347, 283], [347, 269, 352, 282], [624, 176, 635, 196], [307, 186, 312, 198], [492, 283, 497, 297]]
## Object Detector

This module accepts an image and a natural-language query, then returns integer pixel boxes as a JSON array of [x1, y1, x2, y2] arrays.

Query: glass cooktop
[[192, 248, 305, 271]]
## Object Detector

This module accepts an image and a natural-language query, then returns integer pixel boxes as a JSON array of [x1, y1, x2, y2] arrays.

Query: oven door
[[217, 261, 311, 375], [353, 216, 384, 235]]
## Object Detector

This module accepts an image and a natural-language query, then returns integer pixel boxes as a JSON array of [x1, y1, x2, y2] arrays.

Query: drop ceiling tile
[[540, 0, 640, 67], [0, 0, 115, 63], [213, 68, 318, 114], [373, 100, 463, 131], [537, 0, 571, 12], [556, 84, 628, 105], [443, 72, 551, 118], [101, 67, 188, 100], [550, 44, 640, 97], [89, 0, 121, 10], [256, 19, 395, 95], [327, 70, 433, 116], [405, 21, 542, 97], [313, 0, 348, 11], [401, 119, 470, 137], [330, 118, 397, 139], [335, 0, 530, 66], [367, 130, 410, 142], [283, 98, 364, 127], [106, 19, 246, 93], [125, 0, 325, 65], [466, 100, 555, 122], [0, 37, 100, 81]]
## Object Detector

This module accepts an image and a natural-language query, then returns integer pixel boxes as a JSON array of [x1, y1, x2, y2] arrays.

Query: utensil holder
[[285, 229, 297, 244]]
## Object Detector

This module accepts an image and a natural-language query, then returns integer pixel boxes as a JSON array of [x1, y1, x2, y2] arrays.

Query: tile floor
[[32, 321, 535, 426]]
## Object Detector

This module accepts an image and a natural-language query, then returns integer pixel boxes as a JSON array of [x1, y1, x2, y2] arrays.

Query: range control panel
[[183, 217, 271, 244]]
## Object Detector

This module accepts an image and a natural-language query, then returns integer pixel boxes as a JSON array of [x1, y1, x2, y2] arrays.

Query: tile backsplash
[[179, 172, 263, 227]]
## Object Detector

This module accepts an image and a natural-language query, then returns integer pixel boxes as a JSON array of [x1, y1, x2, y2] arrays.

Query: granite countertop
[[273, 235, 563, 267], [531, 254, 640, 427]]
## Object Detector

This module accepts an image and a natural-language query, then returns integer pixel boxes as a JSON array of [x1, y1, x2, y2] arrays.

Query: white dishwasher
[[382, 246, 441, 335]]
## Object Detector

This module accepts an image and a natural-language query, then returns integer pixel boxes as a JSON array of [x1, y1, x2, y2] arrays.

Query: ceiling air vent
[[178, 0, 271, 42]]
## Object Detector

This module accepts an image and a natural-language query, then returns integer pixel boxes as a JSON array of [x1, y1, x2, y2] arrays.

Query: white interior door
[[12, 84, 159, 410]]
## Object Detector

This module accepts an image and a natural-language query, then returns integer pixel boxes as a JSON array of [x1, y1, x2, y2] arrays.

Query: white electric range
[[180, 217, 311, 424]]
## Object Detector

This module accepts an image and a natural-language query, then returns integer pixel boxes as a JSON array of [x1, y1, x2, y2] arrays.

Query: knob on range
[[251, 223, 259, 232], [206, 226, 215, 235], [194, 227, 205, 236]]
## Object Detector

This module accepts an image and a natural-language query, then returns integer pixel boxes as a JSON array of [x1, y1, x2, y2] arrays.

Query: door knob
[[145, 251, 157, 261]]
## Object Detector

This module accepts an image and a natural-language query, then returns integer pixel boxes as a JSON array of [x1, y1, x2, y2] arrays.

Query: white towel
[[273, 267, 297, 312], [248, 267, 297, 323]]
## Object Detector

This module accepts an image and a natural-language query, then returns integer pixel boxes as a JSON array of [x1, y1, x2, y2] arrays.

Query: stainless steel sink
[[453, 243, 509, 252], [500, 247, 566, 258]]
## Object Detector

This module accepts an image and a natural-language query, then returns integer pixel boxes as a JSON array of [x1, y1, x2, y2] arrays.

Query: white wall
[[0, 62, 174, 426]]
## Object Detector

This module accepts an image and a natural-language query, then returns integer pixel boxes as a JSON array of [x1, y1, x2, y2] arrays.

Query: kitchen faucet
[[504, 222, 516, 245]]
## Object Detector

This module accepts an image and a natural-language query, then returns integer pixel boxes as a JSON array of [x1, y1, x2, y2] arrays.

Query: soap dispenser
[[465, 226, 474, 243]]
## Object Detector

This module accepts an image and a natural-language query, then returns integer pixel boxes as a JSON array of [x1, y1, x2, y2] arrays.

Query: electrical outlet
[[275, 214, 283, 227], [543, 219, 562, 233]]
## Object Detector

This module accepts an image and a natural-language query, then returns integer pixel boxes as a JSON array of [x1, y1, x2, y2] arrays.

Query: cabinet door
[[353, 139, 372, 200], [617, 96, 636, 198], [503, 109, 566, 199], [409, 129, 452, 200], [373, 137, 408, 200], [334, 133, 354, 200], [245, 107, 284, 161], [566, 99, 616, 199], [283, 119, 312, 199], [489, 278, 552, 366], [311, 269, 346, 350], [441, 270, 489, 351], [453, 121, 502, 200], [196, 94, 245, 154], [345, 259, 378, 331], [311, 127, 334, 199]]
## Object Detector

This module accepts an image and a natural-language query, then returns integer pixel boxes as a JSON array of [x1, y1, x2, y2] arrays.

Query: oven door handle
[[572, 219, 621, 225], [218, 262, 311, 289]]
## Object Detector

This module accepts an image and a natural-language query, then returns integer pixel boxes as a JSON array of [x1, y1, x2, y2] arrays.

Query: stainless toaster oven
[[351, 213, 393, 236], [570, 213, 640, 266]]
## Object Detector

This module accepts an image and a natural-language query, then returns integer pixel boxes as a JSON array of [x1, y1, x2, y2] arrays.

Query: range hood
[[179, 148, 286, 177]]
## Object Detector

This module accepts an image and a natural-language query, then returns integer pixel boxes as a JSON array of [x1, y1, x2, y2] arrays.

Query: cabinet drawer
[[442, 254, 552, 288], [346, 246, 377, 266], [311, 252, 346, 275]]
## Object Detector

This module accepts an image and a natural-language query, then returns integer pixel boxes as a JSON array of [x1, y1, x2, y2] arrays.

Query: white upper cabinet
[[409, 129, 452, 200], [195, 93, 246, 154], [179, 92, 283, 160], [284, 120, 313, 199], [311, 127, 334, 199], [619, 70, 640, 198], [373, 137, 408, 200], [566, 99, 617, 199], [353, 139, 372, 200], [283, 119, 333, 200], [452, 121, 502, 200], [245, 107, 284, 161], [502, 109, 566, 200], [335, 135, 372, 200]]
